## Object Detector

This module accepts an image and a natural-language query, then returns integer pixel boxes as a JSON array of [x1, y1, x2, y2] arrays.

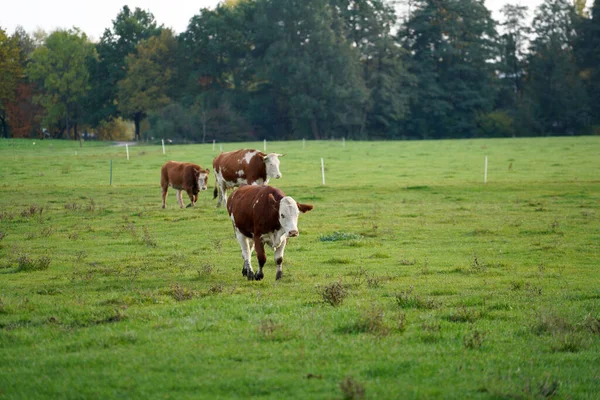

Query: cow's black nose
[[288, 230, 299, 237]]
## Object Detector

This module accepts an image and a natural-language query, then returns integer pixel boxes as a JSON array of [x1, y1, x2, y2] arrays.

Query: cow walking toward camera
[[212, 149, 283, 208], [160, 161, 210, 208], [227, 185, 313, 281]]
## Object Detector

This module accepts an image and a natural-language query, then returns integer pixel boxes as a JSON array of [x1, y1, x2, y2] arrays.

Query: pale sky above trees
[[1, 0, 544, 40]]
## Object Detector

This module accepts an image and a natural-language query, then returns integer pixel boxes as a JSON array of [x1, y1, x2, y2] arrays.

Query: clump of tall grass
[[340, 376, 365, 400], [395, 287, 438, 309], [320, 231, 363, 242], [17, 254, 51, 272], [320, 281, 347, 306]]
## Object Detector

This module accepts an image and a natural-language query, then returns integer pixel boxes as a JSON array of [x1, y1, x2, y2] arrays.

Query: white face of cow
[[198, 173, 209, 191], [263, 153, 283, 180], [279, 196, 300, 238]]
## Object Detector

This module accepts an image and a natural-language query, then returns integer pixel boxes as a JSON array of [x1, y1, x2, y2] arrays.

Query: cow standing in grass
[[212, 149, 283, 208], [160, 161, 210, 208], [227, 184, 313, 281]]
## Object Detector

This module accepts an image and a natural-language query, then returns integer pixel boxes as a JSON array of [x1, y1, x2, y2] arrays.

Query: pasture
[[0, 137, 599, 399]]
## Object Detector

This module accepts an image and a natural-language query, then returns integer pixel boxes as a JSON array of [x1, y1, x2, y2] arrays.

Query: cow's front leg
[[185, 190, 195, 208], [254, 237, 267, 281], [236, 230, 255, 280], [274, 239, 287, 280], [176, 190, 185, 208]]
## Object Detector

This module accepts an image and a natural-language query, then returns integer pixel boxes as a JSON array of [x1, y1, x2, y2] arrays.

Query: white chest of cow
[[260, 230, 286, 249]]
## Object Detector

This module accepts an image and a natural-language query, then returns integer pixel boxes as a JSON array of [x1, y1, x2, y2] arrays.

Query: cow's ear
[[268, 194, 279, 210], [297, 203, 314, 213], [194, 168, 200, 176]]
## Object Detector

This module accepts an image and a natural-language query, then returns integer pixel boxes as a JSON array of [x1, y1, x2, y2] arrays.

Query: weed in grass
[[61, 163, 71, 174], [471, 253, 486, 273], [197, 262, 214, 278], [68, 231, 79, 240], [340, 306, 389, 336], [64, 202, 80, 211], [87, 198, 96, 213], [320, 281, 347, 306], [37, 288, 63, 295], [445, 306, 481, 323], [398, 258, 416, 266], [340, 376, 366, 400], [509, 280, 523, 291], [532, 310, 573, 336], [320, 231, 363, 242], [366, 273, 382, 288], [536, 376, 560, 398], [21, 204, 42, 218], [170, 283, 196, 301], [463, 329, 486, 349], [142, 227, 157, 247], [0, 231, 5, 242], [257, 319, 283, 341], [395, 287, 438, 309], [550, 333, 587, 353], [40, 226, 53, 237], [207, 283, 224, 294], [17, 254, 51, 272], [580, 313, 600, 335], [0, 211, 14, 221], [74, 251, 88, 265]]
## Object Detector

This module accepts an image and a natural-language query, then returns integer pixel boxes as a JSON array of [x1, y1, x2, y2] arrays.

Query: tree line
[[0, 0, 599, 143]]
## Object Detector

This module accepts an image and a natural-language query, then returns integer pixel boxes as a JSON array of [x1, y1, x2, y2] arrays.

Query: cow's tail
[[213, 187, 218, 199]]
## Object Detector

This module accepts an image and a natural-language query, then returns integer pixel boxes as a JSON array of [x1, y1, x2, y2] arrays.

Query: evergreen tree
[[402, 0, 498, 138], [523, 0, 589, 134]]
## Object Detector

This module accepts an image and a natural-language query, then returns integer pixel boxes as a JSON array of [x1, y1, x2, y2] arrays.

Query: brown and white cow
[[227, 185, 313, 281], [160, 161, 210, 208], [212, 149, 283, 208]]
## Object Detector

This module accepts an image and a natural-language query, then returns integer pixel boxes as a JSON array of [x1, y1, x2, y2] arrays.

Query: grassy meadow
[[0, 136, 599, 399]]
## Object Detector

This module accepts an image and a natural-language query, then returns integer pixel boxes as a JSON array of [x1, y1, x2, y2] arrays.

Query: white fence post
[[126, 144, 129, 161], [484, 156, 488, 183], [213, 140, 216, 151], [161, 139, 165, 155], [321, 158, 326, 185]]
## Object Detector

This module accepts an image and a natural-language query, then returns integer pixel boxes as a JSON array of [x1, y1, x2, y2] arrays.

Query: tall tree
[[401, 0, 498, 138], [253, 0, 368, 139], [87, 6, 162, 128], [523, 0, 589, 134], [334, 0, 412, 138], [575, 0, 600, 127], [118, 29, 177, 141], [497, 4, 530, 109], [26, 29, 94, 145], [0, 28, 23, 137]]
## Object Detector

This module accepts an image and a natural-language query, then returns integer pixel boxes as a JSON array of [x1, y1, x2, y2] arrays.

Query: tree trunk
[[75, 123, 82, 148], [0, 113, 8, 138], [134, 112, 142, 141], [66, 107, 70, 142], [310, 118, 320, 140]]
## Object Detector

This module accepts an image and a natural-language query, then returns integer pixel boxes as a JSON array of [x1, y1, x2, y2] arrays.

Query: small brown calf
[[160, 161, 210, 208]]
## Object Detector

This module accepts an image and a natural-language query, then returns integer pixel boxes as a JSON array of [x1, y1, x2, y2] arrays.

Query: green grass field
[[0, 137, 599, 399]]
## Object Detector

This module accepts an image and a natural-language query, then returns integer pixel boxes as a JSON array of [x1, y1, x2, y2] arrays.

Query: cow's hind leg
[[254, 239, 267, 281], [176, 190, 184, 208], [161, 187, 168, 208], [274, 239, 287, 280], [236, 230, 255, 280]]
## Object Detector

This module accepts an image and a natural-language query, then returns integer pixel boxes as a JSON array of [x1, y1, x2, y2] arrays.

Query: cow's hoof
[[242, 267, 247, 277], [276, 271, 283, 280], [186, 203, 193, 208], [255, 271, 264, 281], [247, 271, 255, 281]]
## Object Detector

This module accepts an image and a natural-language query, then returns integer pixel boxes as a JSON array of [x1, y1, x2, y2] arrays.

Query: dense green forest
[[1, 0, 599, 142]]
